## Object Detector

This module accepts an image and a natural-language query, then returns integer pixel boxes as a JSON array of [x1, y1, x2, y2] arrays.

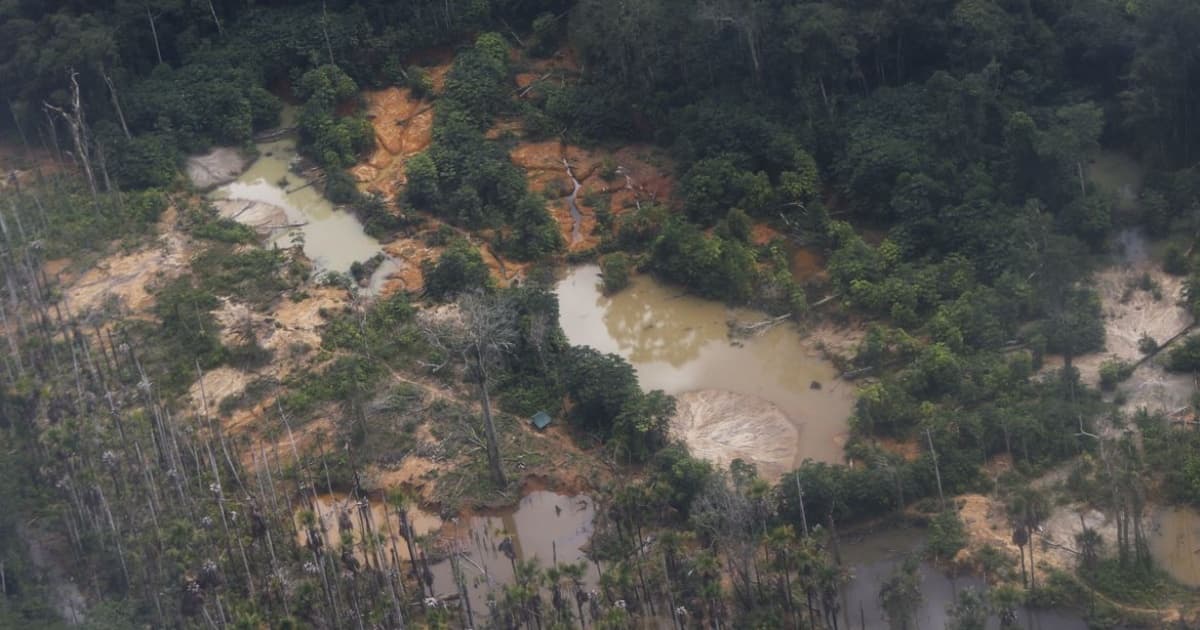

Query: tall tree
[[422, 291, 516, 487]]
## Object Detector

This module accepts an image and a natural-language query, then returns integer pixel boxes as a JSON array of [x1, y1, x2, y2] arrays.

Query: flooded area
[[294, 493, 443, 563], [432, 491, 597, 608], [555, 265, 856, 474], [295, 491, 597, 612], [1150, 506, 1200, 587], [211, 135, 385, 274], [208, 109, 395, 290], [842, 527, 1088, 630]]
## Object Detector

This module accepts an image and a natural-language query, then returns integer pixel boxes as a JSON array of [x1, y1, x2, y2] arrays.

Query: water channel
[[555, 264, 856, 468]]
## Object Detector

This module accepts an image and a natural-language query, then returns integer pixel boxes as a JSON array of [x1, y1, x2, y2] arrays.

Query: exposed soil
[[188, 365, 251, 416], [750, 223, 782, 245], [803, 319, 866, 363], [670, 389, 800, 482], [0, 143, 63, 190], [381, 236, 442, 293], [1043, 230, 1193, 397], [186, 147, 249, 191], [877, 437, 922, 462], [509, 140, 674, 252], [64, 217, 190, 317], [212, 198, 292, 234], [955, 492, 1116, 577], [352, 86, 436, 199]]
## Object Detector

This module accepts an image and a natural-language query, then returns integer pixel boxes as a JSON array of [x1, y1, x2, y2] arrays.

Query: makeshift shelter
[[530, 411, 553, 430]]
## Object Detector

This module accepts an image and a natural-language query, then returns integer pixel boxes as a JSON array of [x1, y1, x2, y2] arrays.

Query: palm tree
[[879, 555, 922, 630]]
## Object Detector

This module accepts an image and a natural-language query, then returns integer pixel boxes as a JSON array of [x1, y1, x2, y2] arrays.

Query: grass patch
[[1080, 559, 1187, 607]]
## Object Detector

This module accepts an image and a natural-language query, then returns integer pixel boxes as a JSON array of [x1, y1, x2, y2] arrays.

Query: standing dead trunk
[[145, 2, 164, 65], [43, 70, 98, 199], [206, 0, 223, 35], [926, 428, 946, 510], [101, 67, 132, 140], [474, 348, 507, 487], [321, 1, 336, 66]]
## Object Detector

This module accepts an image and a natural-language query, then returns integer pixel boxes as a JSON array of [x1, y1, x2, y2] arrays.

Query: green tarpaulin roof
[[530, 411, 552, 430]]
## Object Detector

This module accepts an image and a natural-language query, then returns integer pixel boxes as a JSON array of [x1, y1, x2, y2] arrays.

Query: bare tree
[[422, 291, 516, 487], [697, 0, 764, 82], [43, 70, 98, 199], [100, 66, 132, 140]]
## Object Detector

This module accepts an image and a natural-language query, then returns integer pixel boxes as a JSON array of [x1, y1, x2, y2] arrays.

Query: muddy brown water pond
[[842, 527, 1089, 630], [209, 109, 397, 292], [1150, 505, 1200, 588], [555, 265, 856, 471], [296, 491, 596, 612]]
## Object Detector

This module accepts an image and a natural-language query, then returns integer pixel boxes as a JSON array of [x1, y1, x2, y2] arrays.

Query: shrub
[[530, 12, 560, 57], [1164, 244, 1188, 276], [1098, 359, 1134, 391], [600, 253, 632, 293], [112, 133, 179, 190], [927, 509, 967, 561], [1168, 335, 1200, 372], [1138, 334, 1158, 355], [422, 238, 492, 300], [406, 66, 433, 98]]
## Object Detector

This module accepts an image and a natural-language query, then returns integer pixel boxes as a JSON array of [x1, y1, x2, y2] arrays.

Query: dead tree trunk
[[43, 70, 98, 199], [145, 2, 164, 65], [473, 347, 508, 487], [101, 67, 132, 140]]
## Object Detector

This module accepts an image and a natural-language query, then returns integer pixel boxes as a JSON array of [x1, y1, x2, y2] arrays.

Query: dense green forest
[[4, 0, 1200, 628]]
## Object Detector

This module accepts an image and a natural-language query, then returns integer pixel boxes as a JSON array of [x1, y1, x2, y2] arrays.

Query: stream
[[563, 158, 583, 245]]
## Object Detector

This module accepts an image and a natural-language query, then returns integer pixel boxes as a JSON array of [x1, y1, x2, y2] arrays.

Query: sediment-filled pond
[[1150, 505, 1200, 587], [555, 265, 856, 475], [296, 491, 597, 615], [208, 110, 396, 291], [841, 527, 1089, 629]]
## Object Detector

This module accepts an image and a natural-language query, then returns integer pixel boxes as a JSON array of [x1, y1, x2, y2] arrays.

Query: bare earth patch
[[186, 147, 249, 190], [212, 198, 292, 234], [1044, 230, 1192, 393], [509, 140, 674, 252], [670, 389, 799, 482], [65, 229, 189, 316], [351, 76, 444, 199], [188, 365, 251, 416]]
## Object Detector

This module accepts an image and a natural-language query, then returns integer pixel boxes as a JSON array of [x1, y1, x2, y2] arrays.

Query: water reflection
[[842, 527, 1089, 630], [431, 491, 597, 609], [293, 491, 598, 616], [556, 265, 855, 465], [212, 136, 385, 274]]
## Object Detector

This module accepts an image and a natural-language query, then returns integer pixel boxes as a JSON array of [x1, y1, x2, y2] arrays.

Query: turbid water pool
[[296, 490, 597, 618], [209, 110, 395, 290], [555, 265, 856, 474], [842, 527, 1089, 630]]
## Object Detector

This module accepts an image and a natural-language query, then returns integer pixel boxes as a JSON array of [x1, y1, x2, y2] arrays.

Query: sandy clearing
[[670, 389, 800, 482], [64, 229, 189, 316], [186, 147, 249, 190]]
